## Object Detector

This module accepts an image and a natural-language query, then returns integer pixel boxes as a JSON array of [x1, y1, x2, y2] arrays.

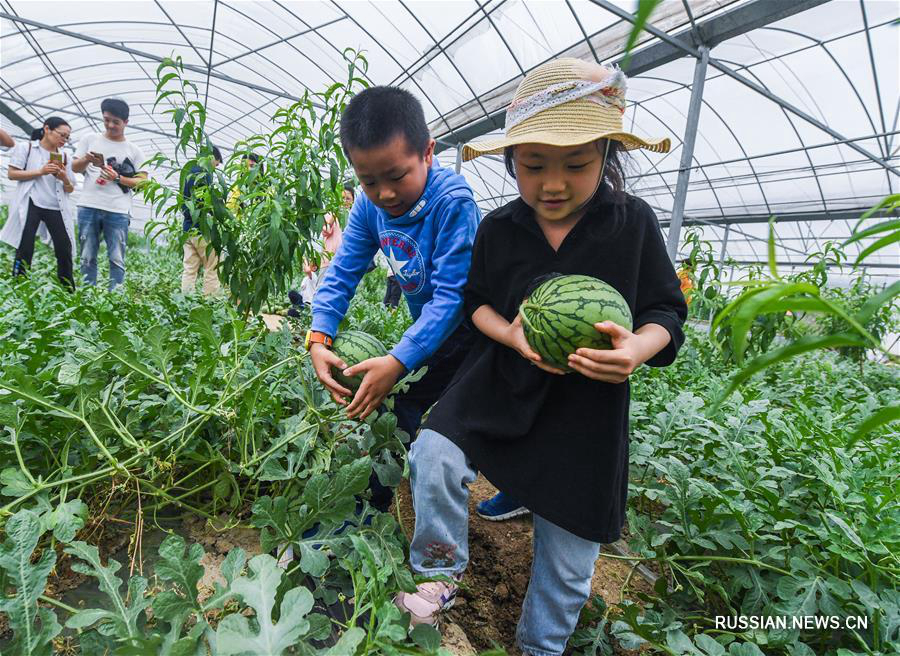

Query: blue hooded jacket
[[311, 162, 480, 371]]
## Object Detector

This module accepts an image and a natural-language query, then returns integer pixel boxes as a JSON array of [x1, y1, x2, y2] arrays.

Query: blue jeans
[[369, 323, 473, 512], [77, 207, 130, 289], [409, 429, 601, 656]]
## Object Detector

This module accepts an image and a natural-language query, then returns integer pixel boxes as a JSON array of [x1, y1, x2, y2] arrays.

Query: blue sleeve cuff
[[390, 336, 429, 372], [310, 311, 342, 339]]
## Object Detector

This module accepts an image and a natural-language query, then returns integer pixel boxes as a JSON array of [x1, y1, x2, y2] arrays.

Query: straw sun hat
[[462, 58, 670, 162]]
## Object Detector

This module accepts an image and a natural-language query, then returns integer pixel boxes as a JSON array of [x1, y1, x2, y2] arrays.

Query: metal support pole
[[593, 0, 899, 178], [0, 12, 312, 106], [667, 46, 709, 262], [710, 223, 730, 323], [455, 143, 464, 174], [0, 98, 34, 135], [717, 224, 730, 269]]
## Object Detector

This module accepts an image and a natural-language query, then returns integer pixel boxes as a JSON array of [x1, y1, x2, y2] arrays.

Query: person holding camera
[[72, 98, 147, 290], [0, 117, 76, 290]]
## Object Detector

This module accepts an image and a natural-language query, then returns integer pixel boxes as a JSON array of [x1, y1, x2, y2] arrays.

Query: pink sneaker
[[394, 580, 458, 626]]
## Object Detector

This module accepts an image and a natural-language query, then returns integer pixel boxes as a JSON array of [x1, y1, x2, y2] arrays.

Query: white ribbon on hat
[[505, 69, 627, 132]]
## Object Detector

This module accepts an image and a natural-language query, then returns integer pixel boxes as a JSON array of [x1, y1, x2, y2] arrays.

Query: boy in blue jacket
[[307, 86, 480, 511]]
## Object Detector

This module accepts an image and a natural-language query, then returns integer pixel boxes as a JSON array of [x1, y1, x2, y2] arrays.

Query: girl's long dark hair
[[503, 138, 629, 205], [31, 117, 70, 141]]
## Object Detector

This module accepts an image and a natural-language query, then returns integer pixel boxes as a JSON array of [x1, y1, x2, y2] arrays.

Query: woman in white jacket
[[1, 117, 76, 290]]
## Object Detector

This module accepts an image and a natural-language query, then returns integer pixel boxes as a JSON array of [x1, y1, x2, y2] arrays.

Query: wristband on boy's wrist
[[305, 330, 333, 351]]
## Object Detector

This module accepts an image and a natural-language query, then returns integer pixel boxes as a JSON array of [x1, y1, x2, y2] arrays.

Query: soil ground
[[393, 476, 653, 655]]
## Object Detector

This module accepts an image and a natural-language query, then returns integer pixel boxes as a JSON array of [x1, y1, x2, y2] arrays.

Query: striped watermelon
[[331, 330, 389, 390], [519, 274, 632, 372]]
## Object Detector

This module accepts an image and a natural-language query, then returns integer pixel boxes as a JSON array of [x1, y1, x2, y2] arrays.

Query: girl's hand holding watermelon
[[507, 315, 567, 375], [472, 305, 566, 375], [343, 355, 406, 419], [567, 321, 671, 383]]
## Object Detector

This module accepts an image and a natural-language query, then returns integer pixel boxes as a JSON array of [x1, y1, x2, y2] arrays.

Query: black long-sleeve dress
[[423, 188, 687, 543]]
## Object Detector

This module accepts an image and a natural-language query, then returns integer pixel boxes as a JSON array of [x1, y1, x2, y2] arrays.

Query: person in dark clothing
[[180, 146, 223, 295], [394, 59, 685, 654], [383, 274, 402, 308], [1, 117, 76, 290]]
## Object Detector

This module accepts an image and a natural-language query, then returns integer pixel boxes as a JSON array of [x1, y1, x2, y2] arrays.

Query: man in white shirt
[[72, 98, 147, 290]]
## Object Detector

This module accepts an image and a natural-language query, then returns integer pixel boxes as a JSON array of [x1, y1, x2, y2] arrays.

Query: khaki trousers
[[181, 235, 220, 296]]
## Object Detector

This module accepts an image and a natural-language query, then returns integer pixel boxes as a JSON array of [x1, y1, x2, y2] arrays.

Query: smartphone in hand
[[89, 151, 104, 166]]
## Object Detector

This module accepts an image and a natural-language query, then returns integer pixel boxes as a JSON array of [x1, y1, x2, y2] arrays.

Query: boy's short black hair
[[242, 152, 260, 164], [100, 98, 129, 121], [343, 181, 356, 198], [212, 146, 223, 162], [339, 86, 430, 159]]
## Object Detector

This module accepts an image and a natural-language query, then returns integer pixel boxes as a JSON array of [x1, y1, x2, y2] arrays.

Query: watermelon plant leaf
[[410, 623, 442, 651], [0, 467, 38, 497], [323, 626, 366, 655], [0, 510, 61, 656], [154, 534, 205, 607], [201, 547, 245, 612], [64, 541, 151, 640], [695, 633, 727, 656], [372, 451, 403, 488], [215, 554, 315, 655], [297, 541, 330, 577], [776, 576, 824, 617], [728, 643, 766, 656], [45, 498, 88, 542]]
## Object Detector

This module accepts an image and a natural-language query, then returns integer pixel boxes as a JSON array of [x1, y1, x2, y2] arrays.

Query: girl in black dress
[[394, 58, 687, 654]]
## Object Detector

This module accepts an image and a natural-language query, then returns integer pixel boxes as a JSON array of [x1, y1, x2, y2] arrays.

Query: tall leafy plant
[[712, 203, 900, 440], [141, 51, 368, 317]]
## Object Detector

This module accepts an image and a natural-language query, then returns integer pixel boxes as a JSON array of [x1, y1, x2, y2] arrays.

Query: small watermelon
[[519, 274, 632, 372], [330, 330, 389, 390]]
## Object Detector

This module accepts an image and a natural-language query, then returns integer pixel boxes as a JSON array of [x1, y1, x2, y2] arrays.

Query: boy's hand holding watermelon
[[567, 321, 671, 383], [309, 343, 353, 405], [342, 355, 406, 420]]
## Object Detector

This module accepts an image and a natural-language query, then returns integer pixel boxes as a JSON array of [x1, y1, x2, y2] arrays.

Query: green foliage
[[815, 272, 900, 366], [844, 194, 900, 264], [140, 51, 368, 317], [0, 510, 61, 656], [572, 327, 899, 656], [64, 540, 152, 641], [215, 554, 317, 655], [711, 213, 899, 441], [622, 0, 665, 69], [680, 228, 728, 322], [0, 232, 453, 653]]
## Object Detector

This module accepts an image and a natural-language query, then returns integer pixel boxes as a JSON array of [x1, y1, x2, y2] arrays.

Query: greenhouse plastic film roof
[[1, 0, 898, 280]]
